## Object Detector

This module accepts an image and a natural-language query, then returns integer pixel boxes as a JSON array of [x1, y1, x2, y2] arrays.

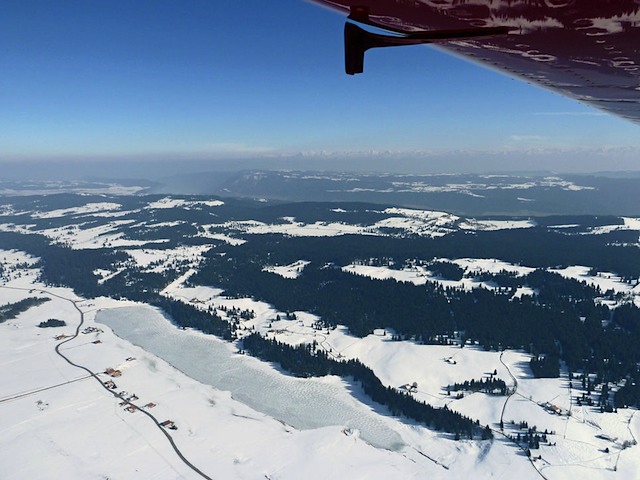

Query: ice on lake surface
[[96, 306, 404, 451]]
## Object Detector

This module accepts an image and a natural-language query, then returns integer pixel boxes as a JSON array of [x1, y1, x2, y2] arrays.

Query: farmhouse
[[160, 420, 177, 430]]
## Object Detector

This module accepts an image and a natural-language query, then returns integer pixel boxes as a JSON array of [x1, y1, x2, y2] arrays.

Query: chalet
[[543, 402, 563, 415], [104, 380, 117, 390], [160, 420, 177, 430], [125, 405, 137, 413], [105, 368, 122, 377], [143, 402, 157, 409]]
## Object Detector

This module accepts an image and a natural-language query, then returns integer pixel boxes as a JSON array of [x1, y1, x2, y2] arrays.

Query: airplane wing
[[308, 0, 640, 123]]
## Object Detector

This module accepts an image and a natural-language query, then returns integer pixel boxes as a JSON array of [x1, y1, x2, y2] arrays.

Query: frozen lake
[[96, 306, 404, 451]]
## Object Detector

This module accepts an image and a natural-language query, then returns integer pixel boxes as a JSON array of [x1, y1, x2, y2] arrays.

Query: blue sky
[[1, 0, 639, 173]]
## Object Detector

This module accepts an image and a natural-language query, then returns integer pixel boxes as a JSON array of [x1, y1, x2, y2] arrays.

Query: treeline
[[0, 232, 126, 298], [242, 333, 486, 439], [102, 283, 233, 341], [615, 377, 640, 408], [193, 252, 640, 405], [446, 377, 508, 395], [201, 227, 640, 278], [428, 261, 464, 281], [610, 305, 640, 407], [38, 318, 66, 328], [147, 296, 232, 340], [529, 355, 561, 378], [194, 255, 632, 369], [0, 297, 50, 323]]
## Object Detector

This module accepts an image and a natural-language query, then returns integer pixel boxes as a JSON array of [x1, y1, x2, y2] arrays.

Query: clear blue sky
[[2, 0, 639, 173]]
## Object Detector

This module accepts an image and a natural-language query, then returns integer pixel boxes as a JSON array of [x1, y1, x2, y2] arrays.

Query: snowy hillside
[[1, 194, 640, 480]]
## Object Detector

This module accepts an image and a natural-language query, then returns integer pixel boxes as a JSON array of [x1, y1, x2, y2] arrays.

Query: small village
[[101, 358, 177, 430]]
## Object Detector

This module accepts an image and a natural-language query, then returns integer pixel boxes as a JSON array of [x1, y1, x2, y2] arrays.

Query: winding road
[[499, 350, 518, 427], [497, 351, 549, 480], [1, 285, 214, 480]]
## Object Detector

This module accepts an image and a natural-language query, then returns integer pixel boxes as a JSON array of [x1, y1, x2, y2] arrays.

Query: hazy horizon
[[2, 148, 640, 183]]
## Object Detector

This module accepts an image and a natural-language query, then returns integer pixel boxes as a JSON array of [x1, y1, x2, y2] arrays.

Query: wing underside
[[310, 0, 640, 123]]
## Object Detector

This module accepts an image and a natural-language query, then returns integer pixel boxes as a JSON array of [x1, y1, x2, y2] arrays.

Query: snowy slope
[[2, 195, 640, 480], [0, 253, 543, 480]]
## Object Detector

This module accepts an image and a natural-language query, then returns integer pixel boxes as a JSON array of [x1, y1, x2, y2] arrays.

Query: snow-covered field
[[31, 202, 123, 219], [125, 245, 213, 273], [341, 258, 535, 292], [2, 196, 640, 479], [263, 260, 311, 279], [587, 217, 640, 235], [1, 247, 639, 479], [196, 225, 247, 245], [201, 206, 537, 239], [551, 266, 635, 295], [459, 218, 537, 231], [342, 263, 500, 291], [245, 219, 373, 237], [340, 259, 640, 305], [450, 258, 535, 276], [145, 197, 224, 209], [0, 253, 542, 480]]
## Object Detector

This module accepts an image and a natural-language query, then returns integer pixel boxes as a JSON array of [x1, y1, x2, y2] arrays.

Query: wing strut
[[345, 7, 512, 75]]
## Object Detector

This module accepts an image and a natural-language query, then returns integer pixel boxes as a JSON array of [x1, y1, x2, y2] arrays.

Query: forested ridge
[[192, 232, 640, 407]]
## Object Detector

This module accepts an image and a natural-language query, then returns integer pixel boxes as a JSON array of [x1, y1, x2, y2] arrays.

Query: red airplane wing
[[309, 0, 640, 123]]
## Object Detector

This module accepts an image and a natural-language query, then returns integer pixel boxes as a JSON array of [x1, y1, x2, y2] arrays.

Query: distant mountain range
[[2, 170, 640, 217], [151, 170, 640, 216]]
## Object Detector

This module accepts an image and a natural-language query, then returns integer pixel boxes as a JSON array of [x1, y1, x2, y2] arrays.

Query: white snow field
[[342, 263, 502, 291], [551, 266, 635, 296], [145, 197, 224, 209], [30, 202, 123, 219], [0, 252, 543, 480], [341, 258, 535, 292], [124, 245, 213, 273], [36, 220, 169, 250], [263, 260, 311, 279], [2, 195, 640, 480], [201, 206, 536, 239]]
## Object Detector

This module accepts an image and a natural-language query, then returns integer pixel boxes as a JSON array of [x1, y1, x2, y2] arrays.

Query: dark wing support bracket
[[345, 7, 512, 75]]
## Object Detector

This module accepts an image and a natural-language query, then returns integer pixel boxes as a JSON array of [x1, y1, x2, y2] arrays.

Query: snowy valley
[[1, 193, 640, 479]]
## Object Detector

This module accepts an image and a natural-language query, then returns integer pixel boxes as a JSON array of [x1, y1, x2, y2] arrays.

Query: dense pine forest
[[191, 233, 640, 408], [0, 297, 50, 323]]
